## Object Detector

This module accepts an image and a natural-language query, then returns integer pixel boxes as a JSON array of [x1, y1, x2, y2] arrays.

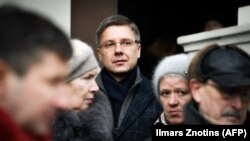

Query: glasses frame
[[99, 39, 140, 49]]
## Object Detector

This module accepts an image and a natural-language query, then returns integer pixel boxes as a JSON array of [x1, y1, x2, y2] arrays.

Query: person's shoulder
[[94, 91, 110, 105], [244, 111, 250, 125], [139, 73, 153, 87], [95, 72, 102, 83]]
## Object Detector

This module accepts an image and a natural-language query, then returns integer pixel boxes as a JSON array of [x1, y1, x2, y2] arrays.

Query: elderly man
[[185, 44, 250, 125], [95, 15, 162, 140], [0, 5, 72, 141]]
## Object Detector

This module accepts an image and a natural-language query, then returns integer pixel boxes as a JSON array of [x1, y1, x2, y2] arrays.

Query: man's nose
[[114, 42, 123, 53], [231, 95, 244, 109]]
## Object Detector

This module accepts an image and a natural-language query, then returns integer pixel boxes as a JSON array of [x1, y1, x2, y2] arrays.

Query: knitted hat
[[152, 53, 189, 101], [66, 39, 99, 82]]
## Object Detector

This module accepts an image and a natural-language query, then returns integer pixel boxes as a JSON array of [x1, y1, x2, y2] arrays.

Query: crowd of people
[[0, 4, 250, 141]]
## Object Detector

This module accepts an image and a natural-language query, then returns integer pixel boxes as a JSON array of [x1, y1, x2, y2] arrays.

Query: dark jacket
[[183, 100, 250, 125], [52, 92, 113, 141], [96, 68, 162, 141]]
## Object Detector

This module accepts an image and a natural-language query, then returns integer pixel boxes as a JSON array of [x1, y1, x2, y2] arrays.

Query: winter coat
[[96, 68, 162, 141], [52, 92, 113, 141]]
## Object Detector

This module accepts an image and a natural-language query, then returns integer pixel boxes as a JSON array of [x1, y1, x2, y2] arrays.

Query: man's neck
[[102, 67, 137, 82], [108, 72, 128, 82]]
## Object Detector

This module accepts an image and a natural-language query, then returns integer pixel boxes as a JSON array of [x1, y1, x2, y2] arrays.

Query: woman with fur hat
[[152, 53, 191, 125], [52, 39, 113, 141]]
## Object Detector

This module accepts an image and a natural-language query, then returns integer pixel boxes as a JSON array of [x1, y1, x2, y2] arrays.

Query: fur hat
[[66, 39, 99, 82], [152, 53, 189, 101]]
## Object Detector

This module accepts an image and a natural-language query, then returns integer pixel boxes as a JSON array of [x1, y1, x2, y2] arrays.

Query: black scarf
[[101, 67, 137, 127]]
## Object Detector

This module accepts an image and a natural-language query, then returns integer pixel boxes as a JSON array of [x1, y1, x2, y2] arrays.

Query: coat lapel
[[114, 79, 154, 138]]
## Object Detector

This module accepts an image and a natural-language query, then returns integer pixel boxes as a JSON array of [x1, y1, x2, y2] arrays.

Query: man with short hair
[[185, 44, 250, 125], [0, 5, 72, 141], [95, 15, 162, 140]]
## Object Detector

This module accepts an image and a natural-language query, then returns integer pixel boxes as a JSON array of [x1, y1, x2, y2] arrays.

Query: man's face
[[192, 80, 250, 125], [204, 20, 223, 31], [4, 52, 70, 136], [159, 76, 191, 124], [97, 25, 141, 75]]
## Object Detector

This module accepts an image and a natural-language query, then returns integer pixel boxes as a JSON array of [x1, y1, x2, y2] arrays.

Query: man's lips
[[113, 59, 127, 64]]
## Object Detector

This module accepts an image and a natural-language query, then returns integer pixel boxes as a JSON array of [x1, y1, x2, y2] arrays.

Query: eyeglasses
[[206, 82, 250, 102], [99, 39, 140, 49]]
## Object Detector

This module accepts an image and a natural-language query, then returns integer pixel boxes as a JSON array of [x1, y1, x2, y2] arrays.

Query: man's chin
[[223, 118, 244, 125], [214, 117, 244, 125], [110, 68, 130, 74], [168, 118, 184, 125], [24, 125, 50, 138]]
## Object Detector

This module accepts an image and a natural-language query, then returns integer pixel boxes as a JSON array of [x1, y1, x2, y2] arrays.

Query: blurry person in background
[[153, 54, 191, 125], [204, 19, 223, 31], [0, 5, 72, 141], [144, 35, 184, 79], [202, 11, 224, 31], [185, 44, 250, 125], [52, 39, 113, 141], [95, 15, 162, 141]]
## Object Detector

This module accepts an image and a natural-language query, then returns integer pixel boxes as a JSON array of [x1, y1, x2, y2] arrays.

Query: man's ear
[[97, 48, 102, 62], [0, 60, 8, 98], [189, 78, 202, 103], [137, 44, 141, 58]]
